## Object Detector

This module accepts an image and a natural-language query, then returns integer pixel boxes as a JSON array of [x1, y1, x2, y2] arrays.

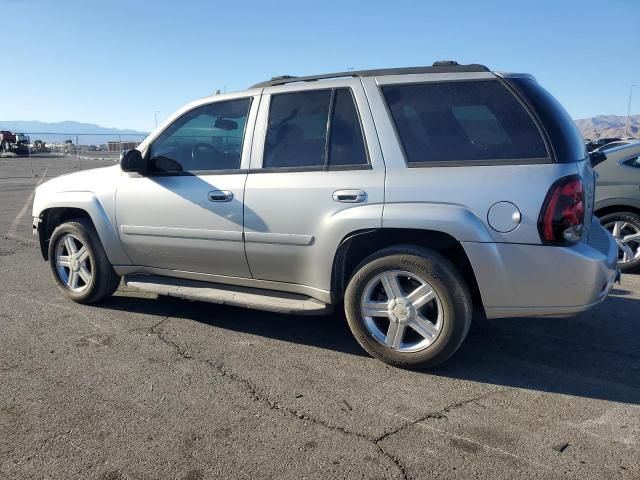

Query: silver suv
[[32, 62, 619, 369]]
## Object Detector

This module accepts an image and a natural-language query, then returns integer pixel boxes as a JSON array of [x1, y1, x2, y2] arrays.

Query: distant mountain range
[[1, 116, 638, 145], [0, 120, 148, 145], [574, 115, 639, 140]]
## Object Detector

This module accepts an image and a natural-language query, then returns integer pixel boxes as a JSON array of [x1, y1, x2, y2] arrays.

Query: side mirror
[[589, 150, 607, 168], [120, 149, 147, 174]]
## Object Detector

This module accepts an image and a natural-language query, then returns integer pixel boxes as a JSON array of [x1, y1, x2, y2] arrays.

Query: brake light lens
[[538, 175, 585, 244]]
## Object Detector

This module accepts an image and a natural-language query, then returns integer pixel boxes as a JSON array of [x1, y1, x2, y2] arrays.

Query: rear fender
[[382, 203, 494, 242]]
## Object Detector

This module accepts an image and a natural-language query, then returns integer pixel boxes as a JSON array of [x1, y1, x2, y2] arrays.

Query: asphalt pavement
[[1, 155, 638, 479]]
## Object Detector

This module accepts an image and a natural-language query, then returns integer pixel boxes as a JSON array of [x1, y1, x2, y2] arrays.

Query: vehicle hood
[[36, 165, 121, 195], [32, 165, 122, 216]]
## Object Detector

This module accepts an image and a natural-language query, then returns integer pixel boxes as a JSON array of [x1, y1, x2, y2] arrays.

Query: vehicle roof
[[601, 141, 640, 159], [250, 61, 491, 88]]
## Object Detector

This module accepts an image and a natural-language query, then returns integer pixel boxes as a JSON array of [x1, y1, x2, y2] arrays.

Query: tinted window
[[504, 77, 588, 162], [600, 142, 626, 151], [623, 154, 640, 168], [149, 98, 251, 172], [264, 90, 331, 168], [382, 80, 548, 164], [264, 89, 368, 169], [329, 89, 368, 166]]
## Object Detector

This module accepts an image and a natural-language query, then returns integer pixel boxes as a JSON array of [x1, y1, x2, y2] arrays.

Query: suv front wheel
[[48, 218, 121, 304], [344, 246, 472, 369]]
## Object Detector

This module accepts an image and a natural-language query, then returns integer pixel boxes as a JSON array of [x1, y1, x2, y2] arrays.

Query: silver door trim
[[244, 231, 314, 246], [120, 225, 243, 242]]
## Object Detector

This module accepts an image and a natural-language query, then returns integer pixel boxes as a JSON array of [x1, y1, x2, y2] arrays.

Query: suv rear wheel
[[344, 245, 472, 369], [48, 219, 121, 304], [601, 212, 640, 273]]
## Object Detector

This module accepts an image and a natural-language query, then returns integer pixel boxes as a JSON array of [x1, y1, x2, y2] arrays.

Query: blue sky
[[2, 0, 639, 132]]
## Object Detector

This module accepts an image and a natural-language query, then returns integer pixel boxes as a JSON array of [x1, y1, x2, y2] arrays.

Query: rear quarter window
[[382, 80, 549, 165], [502, 77, 588, 163]]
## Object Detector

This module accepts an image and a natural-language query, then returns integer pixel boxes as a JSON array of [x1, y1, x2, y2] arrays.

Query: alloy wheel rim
[[360, 270, 443, 353], [605, 220, 640, 265], [55, 234, 93, 292]]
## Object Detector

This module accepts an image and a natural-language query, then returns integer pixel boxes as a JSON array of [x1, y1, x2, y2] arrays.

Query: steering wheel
[[192, 142, 221, 163]]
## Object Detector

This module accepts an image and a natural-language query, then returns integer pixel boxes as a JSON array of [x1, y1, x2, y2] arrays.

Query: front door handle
[[333, 189, 367, 203], [208, 190, 234, 202]]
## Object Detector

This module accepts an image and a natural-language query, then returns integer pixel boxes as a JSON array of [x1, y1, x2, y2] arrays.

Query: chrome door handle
[[333, 189, 367, 203], [208, 190, 233, 202]]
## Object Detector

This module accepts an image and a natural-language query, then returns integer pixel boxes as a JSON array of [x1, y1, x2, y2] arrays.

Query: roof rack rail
[[250, 62, 490, 88], [432, 60, 459, 66]]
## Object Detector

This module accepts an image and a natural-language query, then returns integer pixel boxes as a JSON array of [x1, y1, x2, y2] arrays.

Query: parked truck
[[0, 131, 30, 155], [0, 131, 16, 153]]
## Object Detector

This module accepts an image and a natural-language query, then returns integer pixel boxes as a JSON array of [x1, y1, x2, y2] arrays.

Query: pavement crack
[[149, 313, 174, 335], [375, 389, 503, 444], [0, 234, 36, 247], [376, 442, 409, 480], [150, 316, 192, 360], [147, 325, 409, 478], [368, 390, 504, 480]]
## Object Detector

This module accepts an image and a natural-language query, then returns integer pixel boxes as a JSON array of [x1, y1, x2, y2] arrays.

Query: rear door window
[[329, 89, 368, 166], [382, 80, 549, 164], [263, 88, 368, 169]]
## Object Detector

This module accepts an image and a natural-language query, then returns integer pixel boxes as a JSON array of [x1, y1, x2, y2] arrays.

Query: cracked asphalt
[[1, 155, 639, 479]]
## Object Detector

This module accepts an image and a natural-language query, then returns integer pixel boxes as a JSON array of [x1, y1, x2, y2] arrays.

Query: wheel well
[[38, 207, 92, 260], [331, 228, 483, 310], [595, 205, 640, 218]]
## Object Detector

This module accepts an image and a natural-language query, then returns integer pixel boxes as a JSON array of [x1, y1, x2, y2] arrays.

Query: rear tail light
[[538, 175, 585, 244]]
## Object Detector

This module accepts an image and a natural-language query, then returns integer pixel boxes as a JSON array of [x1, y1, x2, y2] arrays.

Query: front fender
[[34, 191, 131, 265]]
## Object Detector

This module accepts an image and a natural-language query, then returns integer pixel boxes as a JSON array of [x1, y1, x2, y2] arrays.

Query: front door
[[116, 95, 259, 278]]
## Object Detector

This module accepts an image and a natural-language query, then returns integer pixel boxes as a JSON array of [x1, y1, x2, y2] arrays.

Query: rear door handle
[[333, 189, 367, 203], [208, 190, 234, 202]]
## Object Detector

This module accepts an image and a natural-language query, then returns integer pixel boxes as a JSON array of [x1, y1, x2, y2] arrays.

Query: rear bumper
[[463, 221, 619, 319]]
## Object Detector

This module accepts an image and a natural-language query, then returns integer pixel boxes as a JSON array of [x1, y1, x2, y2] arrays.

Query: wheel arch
[[38, 207, 91, 260], [595, 201, 640, 218], [35, 193, 130, 265], [330, 228, 483, 312], [594, 196, 640, 218]]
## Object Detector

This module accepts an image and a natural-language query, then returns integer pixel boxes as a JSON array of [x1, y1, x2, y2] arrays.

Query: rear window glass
[[382, 80, 549, 164], [503, 77, 588, 163]]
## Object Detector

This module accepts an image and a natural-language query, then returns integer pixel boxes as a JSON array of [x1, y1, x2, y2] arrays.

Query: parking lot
[[1, 155, 638, 479]]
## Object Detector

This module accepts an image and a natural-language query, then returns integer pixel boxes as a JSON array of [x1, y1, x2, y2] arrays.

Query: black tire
[[600, 212, 640, 273], [344, 245, 472, 369], [48, 218, 121, 304]]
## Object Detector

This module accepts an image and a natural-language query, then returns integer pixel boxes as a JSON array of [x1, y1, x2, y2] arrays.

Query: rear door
[[243, 79, 385, 294]]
